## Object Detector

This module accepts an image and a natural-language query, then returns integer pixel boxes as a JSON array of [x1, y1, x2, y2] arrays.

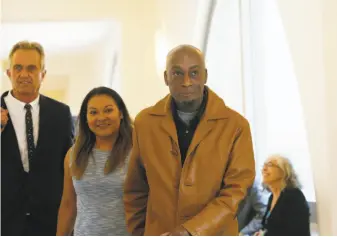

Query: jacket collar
[[148, 86, 230, 120], [1, 91, 10, 109]]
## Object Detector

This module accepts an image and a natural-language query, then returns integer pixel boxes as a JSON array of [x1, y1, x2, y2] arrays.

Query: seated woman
[[56, 87, 133, 236], [257, 155, 310, 236]]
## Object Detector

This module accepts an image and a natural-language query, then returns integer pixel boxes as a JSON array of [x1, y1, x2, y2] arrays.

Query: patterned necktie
[[24, 104, 35, 166]]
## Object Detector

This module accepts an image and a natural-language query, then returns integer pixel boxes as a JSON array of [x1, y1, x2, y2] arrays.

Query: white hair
[[266, 154, 302, 189]]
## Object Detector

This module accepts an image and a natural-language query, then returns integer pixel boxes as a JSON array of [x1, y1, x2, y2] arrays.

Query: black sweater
[[262, 187, 311, 236]]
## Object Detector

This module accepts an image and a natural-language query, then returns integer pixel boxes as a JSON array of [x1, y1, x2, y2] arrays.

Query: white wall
[[276, 0, 337, 235], [243, 0, 316, 202], [322, 0, 337, 234], [205, 0, 244, 114], [45, 49, 103, 114]]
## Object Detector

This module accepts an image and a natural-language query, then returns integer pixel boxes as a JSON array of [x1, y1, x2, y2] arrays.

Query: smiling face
[[7, 49, 46, 100], [86, 95, 123, 138], [262, 157, 285, 186]]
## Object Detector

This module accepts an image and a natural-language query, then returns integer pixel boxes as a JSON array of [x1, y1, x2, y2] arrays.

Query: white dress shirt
[[4, 92, 40, 172]]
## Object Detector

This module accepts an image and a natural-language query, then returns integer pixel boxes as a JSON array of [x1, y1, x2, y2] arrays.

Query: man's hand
[[254, 231, 261, 236], [163, 226, 190, 236], [1, 107, 9, 132]]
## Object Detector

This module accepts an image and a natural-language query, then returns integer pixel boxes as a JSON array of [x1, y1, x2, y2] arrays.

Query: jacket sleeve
[[123, 122, 149, 235], [63, 106, 74, 155], [60, 106, 74, 175], [182, 122, 256, 236], [240, 185, 268, 235]]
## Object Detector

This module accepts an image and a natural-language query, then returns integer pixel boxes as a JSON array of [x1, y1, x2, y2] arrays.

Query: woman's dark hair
[[71, 87, 133, 179]]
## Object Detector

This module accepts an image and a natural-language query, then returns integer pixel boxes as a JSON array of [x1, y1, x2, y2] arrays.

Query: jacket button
[[171, 150, 178, 156]]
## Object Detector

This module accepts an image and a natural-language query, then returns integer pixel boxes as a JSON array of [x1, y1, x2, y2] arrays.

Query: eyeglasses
[[263, 162, 279, 168]]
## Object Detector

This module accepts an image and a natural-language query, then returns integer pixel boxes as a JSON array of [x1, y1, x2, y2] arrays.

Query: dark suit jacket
[[1, 91, 74, 236], [262, 187, 311, 236]]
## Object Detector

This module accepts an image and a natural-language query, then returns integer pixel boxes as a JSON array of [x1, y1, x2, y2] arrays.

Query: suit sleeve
[[123, 122, 149, 235], [182, 122, 256, 236], [63, 106, 74, 156]]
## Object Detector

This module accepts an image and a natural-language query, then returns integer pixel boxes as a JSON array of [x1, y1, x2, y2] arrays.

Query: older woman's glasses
[[263, 162, 279, 168]]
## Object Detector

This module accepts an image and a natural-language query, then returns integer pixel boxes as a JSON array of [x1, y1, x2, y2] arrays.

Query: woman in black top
[[257, 155, 310, 236]]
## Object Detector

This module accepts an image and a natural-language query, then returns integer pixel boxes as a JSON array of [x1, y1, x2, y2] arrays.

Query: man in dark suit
[[1, 41, 74, 235]]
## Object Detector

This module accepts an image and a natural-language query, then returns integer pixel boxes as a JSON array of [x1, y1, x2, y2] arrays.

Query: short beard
[[175, 99, 201, 112]]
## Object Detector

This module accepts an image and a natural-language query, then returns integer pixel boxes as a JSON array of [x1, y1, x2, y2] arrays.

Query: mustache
[[17, 76, 33, 83]]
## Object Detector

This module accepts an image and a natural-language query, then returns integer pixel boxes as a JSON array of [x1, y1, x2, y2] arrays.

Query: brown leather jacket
[[124, 88, 255, 235]]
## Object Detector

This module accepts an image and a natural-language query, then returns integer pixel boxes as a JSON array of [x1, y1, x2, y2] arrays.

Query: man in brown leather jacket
[[124, 45, 255, 236]]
